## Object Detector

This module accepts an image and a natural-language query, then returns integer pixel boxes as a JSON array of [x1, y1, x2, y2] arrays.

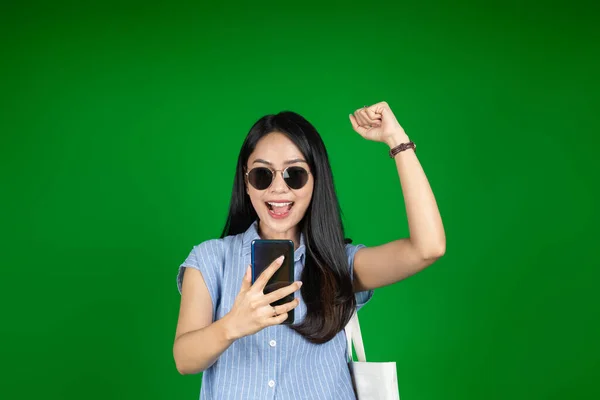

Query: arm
[[173, 268, 235, 375], [173, 259, 301, 375], [349, 102, 446, 291]]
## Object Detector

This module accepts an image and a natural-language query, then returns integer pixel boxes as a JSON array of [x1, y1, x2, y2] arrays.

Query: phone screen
[[251, 239, 295, 324]]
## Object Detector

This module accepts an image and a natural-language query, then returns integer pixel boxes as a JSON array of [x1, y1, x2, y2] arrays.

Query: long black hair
[[220, 111, 356, 344]]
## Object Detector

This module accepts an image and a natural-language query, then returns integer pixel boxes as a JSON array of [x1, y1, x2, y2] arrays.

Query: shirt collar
[[242, 220, 305, 263]]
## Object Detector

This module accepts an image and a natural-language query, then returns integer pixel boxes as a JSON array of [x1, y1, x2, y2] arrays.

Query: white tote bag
[[345, 310, 400, 400]]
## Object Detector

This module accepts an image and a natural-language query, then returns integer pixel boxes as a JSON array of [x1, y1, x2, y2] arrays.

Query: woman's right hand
[[223, 255, 302, 340]]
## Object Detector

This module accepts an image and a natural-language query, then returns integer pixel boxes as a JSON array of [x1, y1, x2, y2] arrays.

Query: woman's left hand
[[349, 101, 409, 147]]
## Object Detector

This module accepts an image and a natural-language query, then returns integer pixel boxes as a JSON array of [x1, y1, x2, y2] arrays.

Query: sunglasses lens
[[248, 167, 273, 190], [283, 166, 309, 189]]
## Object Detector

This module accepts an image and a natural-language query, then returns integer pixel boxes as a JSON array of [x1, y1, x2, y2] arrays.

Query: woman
[[174, 101, 445, 399]]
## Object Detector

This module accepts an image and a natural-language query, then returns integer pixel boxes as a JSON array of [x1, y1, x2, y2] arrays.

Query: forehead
[[248, 132, 305, 165]]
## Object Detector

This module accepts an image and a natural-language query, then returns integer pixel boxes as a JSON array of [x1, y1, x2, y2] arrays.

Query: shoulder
[[344, 242, 366, 262], [189, 238, 226, 261], [344, 242, 374, 308], [177, 238, 229, 295], [186, 232, 246, 264]]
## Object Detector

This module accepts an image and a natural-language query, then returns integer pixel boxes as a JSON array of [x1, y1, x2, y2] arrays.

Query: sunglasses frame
[[245, 166, 311, 190]]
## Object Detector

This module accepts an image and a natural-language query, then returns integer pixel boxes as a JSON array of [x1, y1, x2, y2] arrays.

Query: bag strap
[[344, 310, 367, 362]]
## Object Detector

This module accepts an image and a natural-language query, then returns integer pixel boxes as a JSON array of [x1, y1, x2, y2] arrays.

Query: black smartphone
[[251, 239, 295, 325]]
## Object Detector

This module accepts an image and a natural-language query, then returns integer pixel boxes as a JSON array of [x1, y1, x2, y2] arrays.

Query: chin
[[259, 208, 305, 235]]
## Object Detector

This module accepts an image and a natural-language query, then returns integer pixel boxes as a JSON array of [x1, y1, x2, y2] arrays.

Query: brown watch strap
[[389, 141, 416, 158]]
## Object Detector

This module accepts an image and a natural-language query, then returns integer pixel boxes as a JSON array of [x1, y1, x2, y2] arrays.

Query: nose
[[269, 170, 289, 193]]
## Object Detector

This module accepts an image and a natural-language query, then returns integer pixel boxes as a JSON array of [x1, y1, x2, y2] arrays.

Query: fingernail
[[276, 255, 285, 264], [297, 281, 303, 287]]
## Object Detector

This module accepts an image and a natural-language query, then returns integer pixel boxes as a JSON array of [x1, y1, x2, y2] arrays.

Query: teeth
[[268, 202, 292, 207]]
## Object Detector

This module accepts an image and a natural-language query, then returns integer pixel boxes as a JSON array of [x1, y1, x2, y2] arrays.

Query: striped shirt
[[177, 220, 374, 399]]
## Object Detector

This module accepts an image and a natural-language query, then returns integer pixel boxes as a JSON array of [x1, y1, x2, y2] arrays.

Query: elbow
[[174, 352, 214, 375], [175, 362, 188, 376], [173, 342, 186, 375], [176, 366, 197, 376], [174, 344, 204, 376], [421, 242, 446, 261], [174, 358, 205, 376], [174, 354, 190, 375]]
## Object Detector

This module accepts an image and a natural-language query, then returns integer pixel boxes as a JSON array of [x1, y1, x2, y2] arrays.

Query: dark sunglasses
[[246, 166, 311, 190]]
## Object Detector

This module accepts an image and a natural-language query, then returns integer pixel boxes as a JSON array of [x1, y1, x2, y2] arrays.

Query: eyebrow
[[252, 158, 308, 166]]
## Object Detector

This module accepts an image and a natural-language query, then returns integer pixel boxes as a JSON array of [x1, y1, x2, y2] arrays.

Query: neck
[[257, 221, 301, 250]]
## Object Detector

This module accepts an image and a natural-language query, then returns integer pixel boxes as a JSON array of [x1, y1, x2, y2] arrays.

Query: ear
[[244, 171, 249, 194]]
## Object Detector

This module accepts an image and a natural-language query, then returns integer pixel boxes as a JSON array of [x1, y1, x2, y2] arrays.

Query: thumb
[[240, 265, 252, 292]]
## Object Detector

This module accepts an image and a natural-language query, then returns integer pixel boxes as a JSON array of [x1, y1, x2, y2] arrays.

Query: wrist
[[385, 130, 410, 148], [219, 314, 240, 342]]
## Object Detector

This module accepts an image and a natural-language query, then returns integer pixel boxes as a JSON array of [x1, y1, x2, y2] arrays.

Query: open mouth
[[266, 201, 294, 218]]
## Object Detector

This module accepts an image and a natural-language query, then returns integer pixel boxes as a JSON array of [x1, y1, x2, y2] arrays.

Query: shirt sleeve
[[177, 239, 224, 318], [345, 243, 374, 311]]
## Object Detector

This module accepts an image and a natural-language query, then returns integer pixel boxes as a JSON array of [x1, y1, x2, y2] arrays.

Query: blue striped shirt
[[177, 221, 374, 399]]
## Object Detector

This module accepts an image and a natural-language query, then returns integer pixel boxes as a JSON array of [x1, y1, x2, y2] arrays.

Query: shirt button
[[268, 380, 275, 388], [269, 340, 276, 347]]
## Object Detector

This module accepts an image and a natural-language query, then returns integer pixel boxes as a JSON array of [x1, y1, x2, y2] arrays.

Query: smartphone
[[251, 239, 295, 325]]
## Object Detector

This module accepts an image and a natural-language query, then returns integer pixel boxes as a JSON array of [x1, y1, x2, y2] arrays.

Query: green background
[[1, 0, 598, 399]]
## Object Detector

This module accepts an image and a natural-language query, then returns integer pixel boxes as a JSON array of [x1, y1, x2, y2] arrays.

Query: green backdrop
[[1, 1, 598, 399]]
